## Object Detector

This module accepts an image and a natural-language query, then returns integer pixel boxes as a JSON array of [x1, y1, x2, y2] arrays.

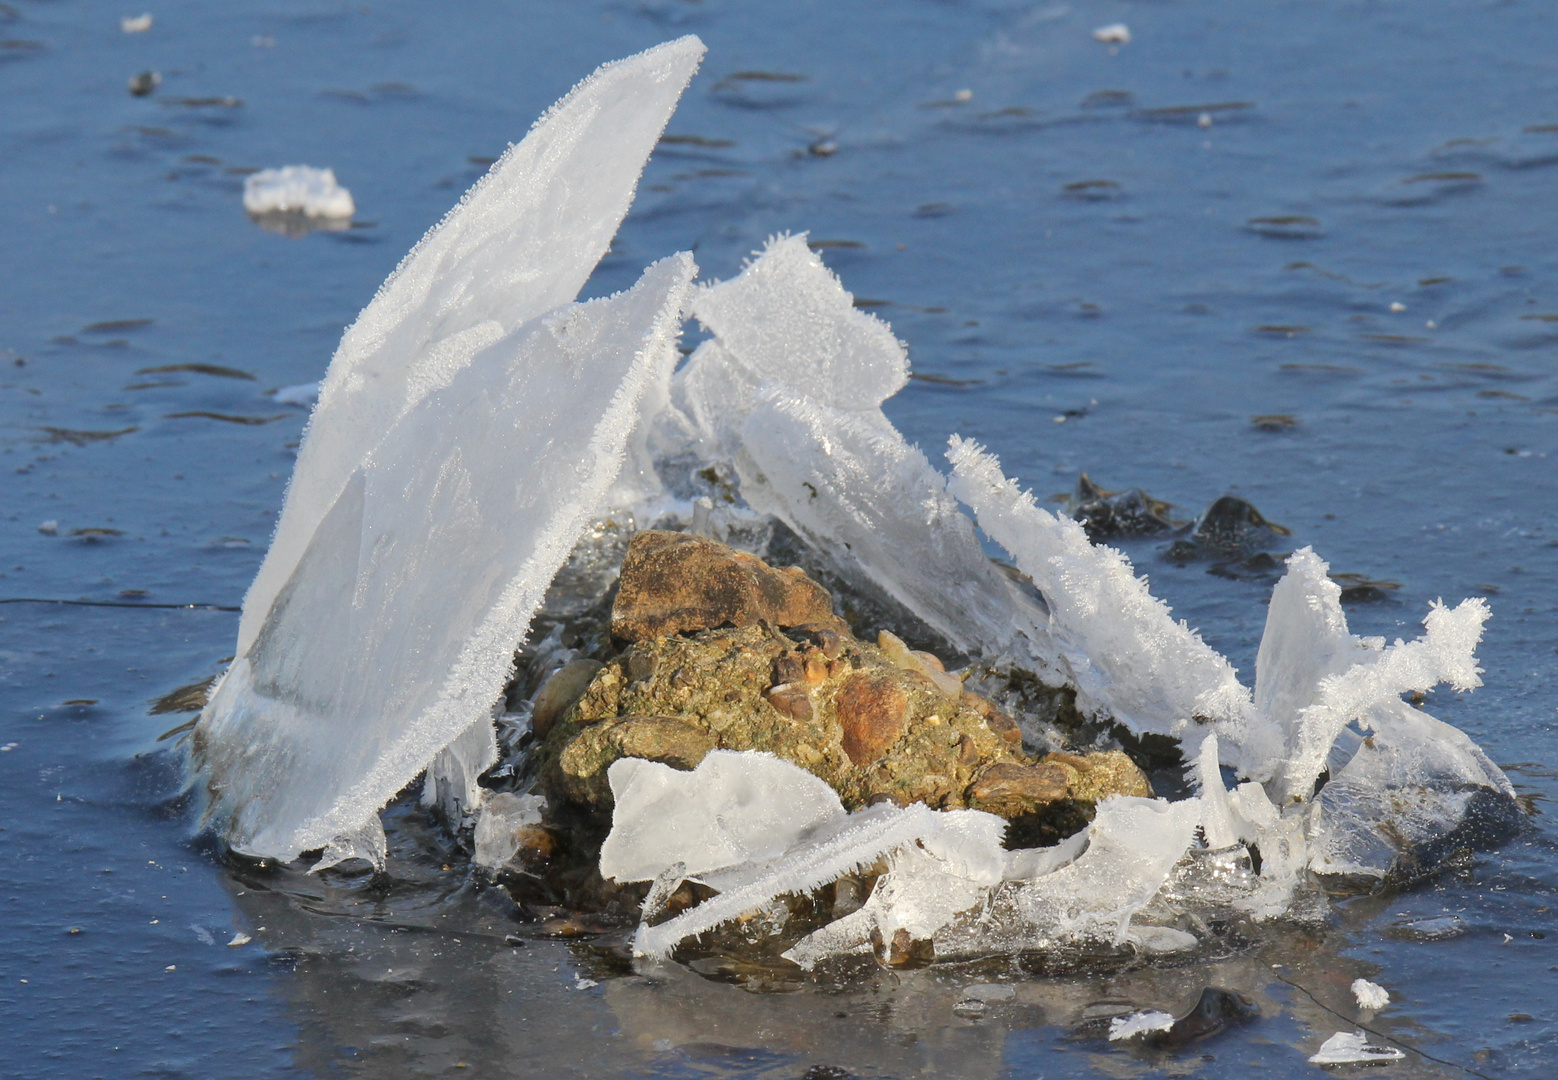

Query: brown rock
[[611, 530, 843, 643], [836, 672, 909, 766], [766, 683, 813, 721], [532, 658, 605, 739], [965, 762, 1071, 818], [962, 690, 1023, 746], [606, 715, 715, 771]]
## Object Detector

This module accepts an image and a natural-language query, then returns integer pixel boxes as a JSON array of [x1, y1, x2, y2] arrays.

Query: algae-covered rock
[[533, 532, 1152, 838]]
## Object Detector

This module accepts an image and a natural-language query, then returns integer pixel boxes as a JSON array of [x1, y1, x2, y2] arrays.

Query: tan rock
[[835, 671, 909, 766], [1043, 749, 1153, 801], [611, 530, 844, 643], [531, 658, 604, 739], [965, 762, 1071, 818]]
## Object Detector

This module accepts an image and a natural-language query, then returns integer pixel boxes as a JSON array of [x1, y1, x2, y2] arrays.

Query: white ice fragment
[[599, 751, 846, 883], [945, 436, 1253, 750], [1108, 1010, 1174, 1041], [1352, 978, 1390, 1010], [1126, 925, 1199, 954], [1309, 1030, 1405, 1065], [1194, 733, 1240, 850], [1309, 698, 1515, 878], [1012, 795, 1201, 944], [235, 36, 705, 663], [622, 754, 1007, 961], [1276, 578, 1489, 803], [121, 13, 153, 33], [574, 977, 598, 990], [675, 239, 1055, 670], [1092, 23, 1131, 44], [274, 382, 320, 408], [195, 253, 696, 863], [227, 932, 251, 947], [38, 520, 58, 536], [243, 167, 356, 219], [472, 791, 546, 870], [189, 924, 214, 946]]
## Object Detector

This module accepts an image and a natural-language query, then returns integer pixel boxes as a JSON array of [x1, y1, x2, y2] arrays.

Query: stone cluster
[[532, 530, 1150, 842]]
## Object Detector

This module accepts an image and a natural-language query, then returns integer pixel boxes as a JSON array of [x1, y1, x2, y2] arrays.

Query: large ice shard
[[195, 254, 697, 863], [944, 436, 1255, 750], [236, 36, 705, 659], [672, 236, 1055, 669]]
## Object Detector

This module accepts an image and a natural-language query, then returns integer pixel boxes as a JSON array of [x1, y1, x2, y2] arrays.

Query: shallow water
[[2, 1, 1556, 1077]]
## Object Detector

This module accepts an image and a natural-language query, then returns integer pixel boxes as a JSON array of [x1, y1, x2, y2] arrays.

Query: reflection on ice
[[192, 33, 1523, 988]]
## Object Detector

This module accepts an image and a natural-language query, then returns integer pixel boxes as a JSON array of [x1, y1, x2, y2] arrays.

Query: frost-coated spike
[[1278, 595, 1490, 803], [945, 435, 1254, 751]]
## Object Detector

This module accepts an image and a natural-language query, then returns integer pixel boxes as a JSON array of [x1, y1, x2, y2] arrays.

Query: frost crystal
[[1108, 1010, 1175, 1041]]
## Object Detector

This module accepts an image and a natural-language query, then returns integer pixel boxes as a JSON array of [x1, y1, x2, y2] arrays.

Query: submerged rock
[[535, 533, 1149, 838], [1066, 474, 1182, 539], [1165, 495, 1290, 561]]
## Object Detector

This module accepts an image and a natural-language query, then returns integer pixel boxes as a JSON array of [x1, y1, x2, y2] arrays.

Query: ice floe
[[1309, 1030, 1405, 1066]]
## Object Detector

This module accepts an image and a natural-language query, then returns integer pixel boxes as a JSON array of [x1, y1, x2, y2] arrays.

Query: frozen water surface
[[2, 2, 1557, 1078]]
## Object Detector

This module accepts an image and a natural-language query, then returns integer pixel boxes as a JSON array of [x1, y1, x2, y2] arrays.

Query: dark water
[[2, 1, 1556, 1077]]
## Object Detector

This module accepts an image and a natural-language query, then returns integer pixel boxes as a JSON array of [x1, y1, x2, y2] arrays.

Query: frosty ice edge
[[190, 35, 1525, 971]]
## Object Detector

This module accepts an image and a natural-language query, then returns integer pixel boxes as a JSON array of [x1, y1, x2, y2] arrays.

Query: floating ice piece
[[619, 752, 1008, 960], [600, 751, 846, 883], [273, 382, 320, 408], [1352, 978, 1390, 1010], [1309, 698, 1518, 878], [226, 932, 251, 947], [194, 253, 696, 862], [121, 13, 153, 33], [677, 236, 1055, 671], [1109, 1010, 1174, 1041], [1309, 1030, 1405, 1066], [235, 36, 705, 662], [243, 167, 356, 219], [945, 436, 1253, 750], [471, 792, 546, 869], [1092, 23, 1131, 44]]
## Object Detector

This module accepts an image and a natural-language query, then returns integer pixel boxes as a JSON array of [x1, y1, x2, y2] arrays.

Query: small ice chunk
[[472, 792, 546, 869], [227, 932, 252, 947], [1093, 23, 1131, 44], [38, 520, 58, 536], [121, 13, 153, 33], [1352, 978, 1390, 1010], [274, 382, 320, 407], [1108, 1010, 1174, 1041], [574, 977, 598, 990], [243, 167, 356, 219], [1308, 1030, 1405, 1066], [1127, 925, 1199, 954], [599, 751, 846, 883]]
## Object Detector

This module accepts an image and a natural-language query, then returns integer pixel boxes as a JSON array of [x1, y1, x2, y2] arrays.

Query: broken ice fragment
[[600, 751, 846, 883], [243, 167, 356, 219], [273, 382, 319, 408], [1308, 1030, 1405, 1066], [120, 13, 152, 33], [194, 254, 696, 862], [235, 36, 705, 664], [1108, 1010, 1174, 1041], [1352, 978, 1390, 1010], [471, 792, 546, 870]]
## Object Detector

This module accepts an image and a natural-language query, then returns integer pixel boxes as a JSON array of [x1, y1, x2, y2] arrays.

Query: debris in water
[[121, 13, 152, 33], [227, 932, 251, 947], [1308, 1030, 1405, 1066], [1092, 24, 1131, 44], [1352, 978, 1389, 1010], [37, 520, 57, 536], [128, 70, 160, 97]]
